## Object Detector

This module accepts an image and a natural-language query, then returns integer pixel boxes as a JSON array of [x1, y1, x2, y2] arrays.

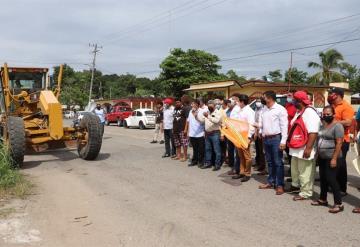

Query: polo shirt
[[333, 100, 355, 142]]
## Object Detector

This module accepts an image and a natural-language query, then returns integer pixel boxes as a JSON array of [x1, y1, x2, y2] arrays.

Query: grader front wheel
[[77, 114, 102, 160], [6, 116, 25, 167]]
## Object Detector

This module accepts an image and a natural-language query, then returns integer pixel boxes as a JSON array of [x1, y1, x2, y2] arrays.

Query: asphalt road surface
[[1, 124, 360, 247]]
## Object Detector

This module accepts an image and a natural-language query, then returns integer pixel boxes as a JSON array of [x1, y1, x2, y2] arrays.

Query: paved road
[[1, 125, 360, 246]]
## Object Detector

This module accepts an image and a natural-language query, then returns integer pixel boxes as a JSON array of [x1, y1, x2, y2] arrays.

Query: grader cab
[[0, 63, 102, 167]]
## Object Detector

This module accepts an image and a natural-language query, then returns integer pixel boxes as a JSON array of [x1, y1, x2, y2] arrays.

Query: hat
[[163, 98, 173, 104], [293, 91, 311, 105], [328, 87, 344, 97]]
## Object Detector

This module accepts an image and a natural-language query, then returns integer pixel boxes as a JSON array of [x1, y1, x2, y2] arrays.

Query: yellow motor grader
[[0, 63, 102, 167]]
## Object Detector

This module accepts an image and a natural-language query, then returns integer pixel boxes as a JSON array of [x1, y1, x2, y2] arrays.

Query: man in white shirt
[[259, 91, 288, 195], [253, 98, 266, 173], [94, 104, 106, 136], [184, 99, 205, 167], [290, 91, 321, 201], [200, 100, 222, 171], [231, 94, 255, 182], [162, 98, 176, 158]]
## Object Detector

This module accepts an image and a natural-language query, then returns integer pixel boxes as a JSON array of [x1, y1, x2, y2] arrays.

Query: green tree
[[263, 70, 283, 82], [284, 67, 308, 84], [159, 48, 222, 97], [226, 69, 247, 82], [340, 63, 360, 93], [308, 49, 344, 85]]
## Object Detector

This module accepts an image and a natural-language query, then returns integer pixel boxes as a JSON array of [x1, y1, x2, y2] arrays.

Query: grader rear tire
[[77, 114, 102, 160], [6, 116, 25, 168]]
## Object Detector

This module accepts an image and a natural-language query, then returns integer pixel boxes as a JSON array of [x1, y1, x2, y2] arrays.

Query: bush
[[0, 145, 31, 198]]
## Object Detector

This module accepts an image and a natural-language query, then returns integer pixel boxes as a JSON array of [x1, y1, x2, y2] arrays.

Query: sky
[[0, 0, 360, 79]]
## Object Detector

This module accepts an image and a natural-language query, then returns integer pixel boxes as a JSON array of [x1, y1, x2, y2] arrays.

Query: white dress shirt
[[163, 106, 174, 130], [261, 102, 288, 144], [231, 104, 255, 138]]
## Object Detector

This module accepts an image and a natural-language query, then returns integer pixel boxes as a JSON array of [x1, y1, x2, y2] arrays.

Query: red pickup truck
[[105, 105, 133, 127]]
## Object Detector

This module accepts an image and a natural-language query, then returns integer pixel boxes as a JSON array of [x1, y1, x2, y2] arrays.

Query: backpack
[[287, 107, 316, 149]]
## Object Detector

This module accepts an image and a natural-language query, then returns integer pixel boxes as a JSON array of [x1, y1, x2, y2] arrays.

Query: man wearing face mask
[[327, 87, 354, 196], [201, 100, 222, 171], [259, 91, 288, 195], [94, 104, 106, 136], [231, 94, 255, 182], [226, 98, 239, 175], [253, 98, 266, 174], [289, 91, 321, 201], [285, 90, 297, 179]]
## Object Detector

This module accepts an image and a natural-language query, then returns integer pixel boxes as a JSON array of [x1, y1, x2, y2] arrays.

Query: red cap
[[163, 98, 173, 104], [293, 91, 311, 105]]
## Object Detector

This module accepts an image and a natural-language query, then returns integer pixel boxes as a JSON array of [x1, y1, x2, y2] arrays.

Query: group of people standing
[[153, 88, 360, 214]]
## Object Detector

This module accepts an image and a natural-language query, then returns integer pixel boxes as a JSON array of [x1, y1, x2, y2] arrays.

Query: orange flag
[[221, 117, 249, 149]]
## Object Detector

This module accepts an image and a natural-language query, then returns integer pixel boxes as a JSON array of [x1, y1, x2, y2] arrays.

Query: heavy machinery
[[0, 63, 102, 167]]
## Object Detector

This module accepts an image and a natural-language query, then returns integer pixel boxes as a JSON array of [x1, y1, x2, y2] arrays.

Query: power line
[[103, 0, 230, 45], [220, 37, 360, 62], [206, 12, 360, 53], [102, 0, 211, 40]]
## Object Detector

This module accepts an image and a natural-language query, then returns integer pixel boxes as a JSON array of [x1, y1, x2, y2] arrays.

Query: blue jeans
[[227, 140, 239, 169], [205, 132, 222, 168], [264, 135, 284, 187]]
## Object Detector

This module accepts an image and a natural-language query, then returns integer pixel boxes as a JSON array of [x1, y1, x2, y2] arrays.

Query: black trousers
[[319, 158, 342, 205], [164, 129, 175, 156], [220, 137, 227, 164], [190, 137, 205, 165], [336, 142, 350, 193], [255, 137, 266, 170]]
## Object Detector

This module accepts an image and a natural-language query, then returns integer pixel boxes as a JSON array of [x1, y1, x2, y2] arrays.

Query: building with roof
[[184, 80, 353, 108]]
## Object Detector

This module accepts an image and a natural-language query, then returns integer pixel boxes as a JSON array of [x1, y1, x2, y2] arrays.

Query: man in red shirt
[[285, 90, 297, 179]]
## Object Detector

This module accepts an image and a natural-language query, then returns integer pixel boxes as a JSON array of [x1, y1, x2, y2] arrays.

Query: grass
[[0, 145, 32, 199]]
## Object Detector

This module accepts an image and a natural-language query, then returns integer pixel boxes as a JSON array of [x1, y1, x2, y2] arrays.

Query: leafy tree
[[226, 69, 247, 82], [284, 67, 308, 84], [308, 49, 344, 85], [340, 63, 360, 93], [263, 70, 283, 82], [159, 48, 222, 97]]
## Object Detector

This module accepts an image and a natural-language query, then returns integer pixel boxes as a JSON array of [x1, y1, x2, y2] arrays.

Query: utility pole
[[89, 43, 102, 103], [288, 51, 293, 91]]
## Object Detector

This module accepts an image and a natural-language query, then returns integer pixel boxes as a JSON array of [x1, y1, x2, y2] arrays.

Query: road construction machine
[[0, 63, 102, 167]]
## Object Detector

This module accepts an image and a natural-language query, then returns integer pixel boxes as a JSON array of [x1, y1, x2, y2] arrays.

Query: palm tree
[[308, 49, 344, 85]]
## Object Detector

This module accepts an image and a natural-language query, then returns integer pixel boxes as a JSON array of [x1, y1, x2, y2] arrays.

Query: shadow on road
[[21, 151, 111, 170]]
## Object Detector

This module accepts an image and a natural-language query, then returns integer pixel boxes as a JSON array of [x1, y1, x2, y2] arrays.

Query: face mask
[[255, 102, 262, 108], [327, 94, 337, 104], [322, 115, 334, 123], [215, 104, 221, 110], [287, 97, 293, 103]]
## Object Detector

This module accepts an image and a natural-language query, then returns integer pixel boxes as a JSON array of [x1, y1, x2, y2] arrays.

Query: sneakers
[[159, 140, 165, 144], [150, 140, 157, 144]]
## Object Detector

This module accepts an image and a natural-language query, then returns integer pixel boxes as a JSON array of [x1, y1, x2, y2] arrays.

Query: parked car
[[105, 105, 133, 126], [64, 110, 75, 119], [124, 108, 156, 129]]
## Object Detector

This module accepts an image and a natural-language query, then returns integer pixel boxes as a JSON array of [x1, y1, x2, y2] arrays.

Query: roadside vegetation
[[54, 48, 360, 106], [0, 145, 32, 199]]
